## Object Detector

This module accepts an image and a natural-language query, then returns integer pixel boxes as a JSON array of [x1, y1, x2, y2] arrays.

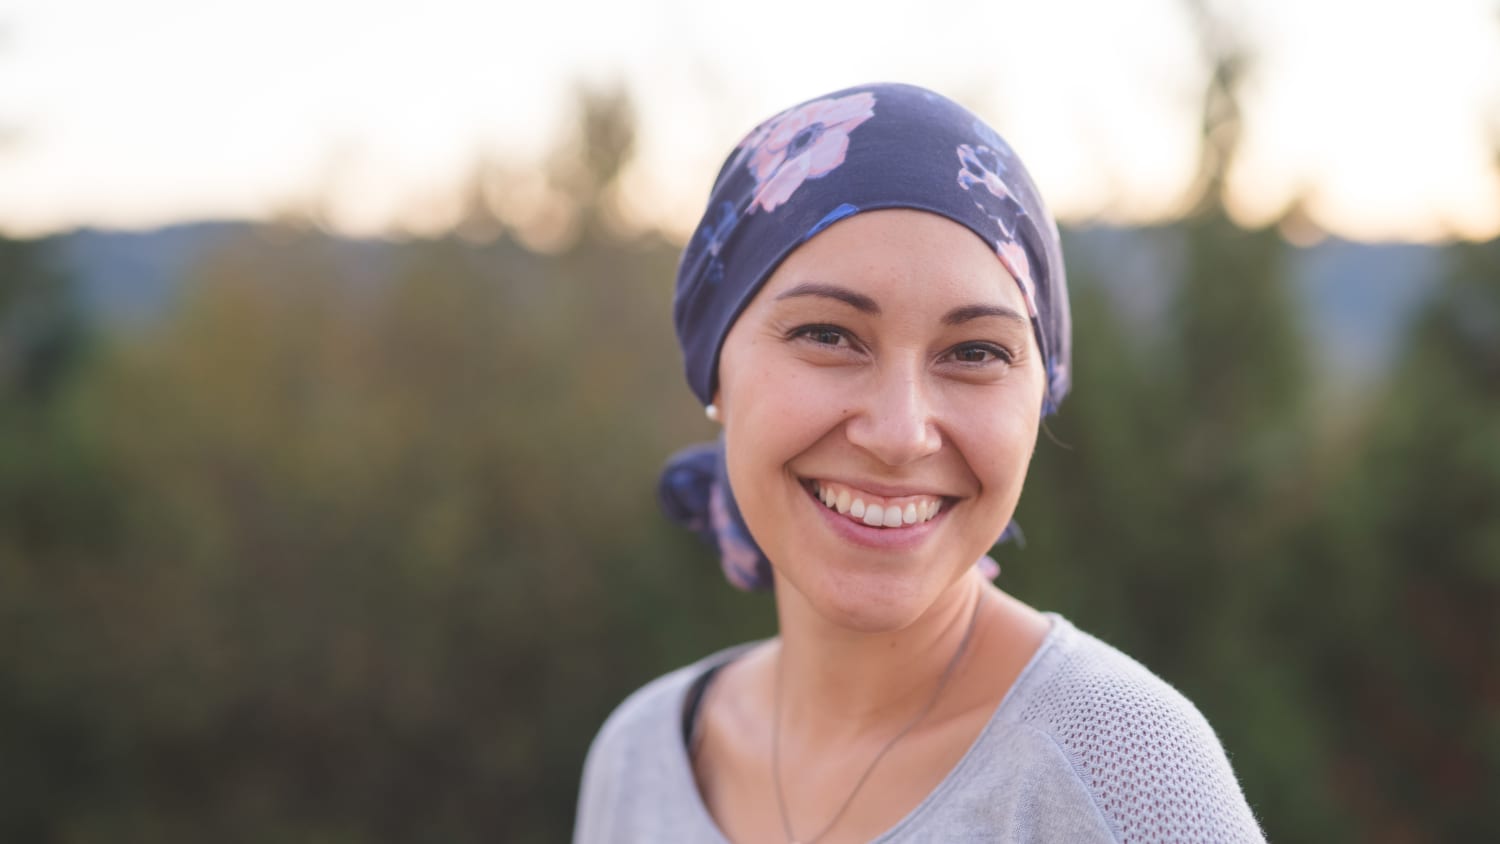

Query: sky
[[0, 0, 1497, 243]]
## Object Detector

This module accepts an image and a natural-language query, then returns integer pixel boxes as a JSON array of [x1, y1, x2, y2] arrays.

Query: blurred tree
[[1269, 30, 1500, 844], [1163, 6, 1327, 837], [1296, 236, 1500, 842], [0, 237, 122, 840], [1017, 4, 1328, 838], [564, 82, 636, 218], [541, 81, 638, 250]]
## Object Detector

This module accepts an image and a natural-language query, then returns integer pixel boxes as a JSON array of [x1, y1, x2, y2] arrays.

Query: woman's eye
[[792, 325, 852, 348], [951, 344, 1011, 365]]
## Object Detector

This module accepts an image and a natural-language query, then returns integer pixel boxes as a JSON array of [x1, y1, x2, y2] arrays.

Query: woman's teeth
[[813, 481, 943, 528]]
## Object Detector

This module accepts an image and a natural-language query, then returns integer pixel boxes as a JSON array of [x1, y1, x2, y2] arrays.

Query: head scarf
[[658, 82, 1071, 591]]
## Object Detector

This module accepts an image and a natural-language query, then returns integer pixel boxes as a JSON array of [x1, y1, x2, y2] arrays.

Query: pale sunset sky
[[1, 0, 1497, 243]]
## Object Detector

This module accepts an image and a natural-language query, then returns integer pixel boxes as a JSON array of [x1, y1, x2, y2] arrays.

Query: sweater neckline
[[669, 612, 1069, 843]]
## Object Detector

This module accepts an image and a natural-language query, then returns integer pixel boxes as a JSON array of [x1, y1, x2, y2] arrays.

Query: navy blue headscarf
[[658, 82, 1071, 591]]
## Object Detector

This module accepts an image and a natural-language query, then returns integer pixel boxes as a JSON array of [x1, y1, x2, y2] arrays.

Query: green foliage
[[1290, 243, 1500, 842]]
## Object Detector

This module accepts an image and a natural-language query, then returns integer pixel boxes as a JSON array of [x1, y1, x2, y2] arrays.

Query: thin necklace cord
[[771, 592, 985, 844]]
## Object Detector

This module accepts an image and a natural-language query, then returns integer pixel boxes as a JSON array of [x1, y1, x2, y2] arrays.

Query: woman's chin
[[793, 564, 944, 634]]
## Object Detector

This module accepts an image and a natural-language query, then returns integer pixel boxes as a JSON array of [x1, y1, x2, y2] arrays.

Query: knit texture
[[574, 613, 1264, 843], [1014, 624, 1261, 842]]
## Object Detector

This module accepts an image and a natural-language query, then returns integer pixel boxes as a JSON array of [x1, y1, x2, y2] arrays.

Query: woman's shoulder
[[582, 640, 762, 771], [996, 613, 1265, 842], [574, 641, 763, 842], [1009, 614, 1216, 729]]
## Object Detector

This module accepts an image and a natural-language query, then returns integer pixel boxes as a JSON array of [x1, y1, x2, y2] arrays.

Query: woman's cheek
[[756, 360, 849, 424]]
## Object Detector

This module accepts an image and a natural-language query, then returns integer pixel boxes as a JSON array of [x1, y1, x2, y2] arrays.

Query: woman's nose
[[843, 365, 943, 467]]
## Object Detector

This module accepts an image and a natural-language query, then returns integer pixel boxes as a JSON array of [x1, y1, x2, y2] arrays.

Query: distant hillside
[[46, 222, 408, 325], [1064, 225, 1439, 388], [49, 221, 1439, 388], [48, 222, 247, 324]]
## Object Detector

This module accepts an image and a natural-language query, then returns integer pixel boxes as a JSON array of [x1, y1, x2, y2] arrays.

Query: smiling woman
[[575, 83, 1265, 843]]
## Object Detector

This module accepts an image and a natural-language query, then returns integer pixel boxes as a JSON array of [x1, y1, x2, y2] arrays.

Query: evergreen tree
[[1303, 236, 1500, 842]]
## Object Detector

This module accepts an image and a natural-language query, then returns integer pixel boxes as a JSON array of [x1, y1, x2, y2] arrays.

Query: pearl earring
[[705, 403, 720, 422]]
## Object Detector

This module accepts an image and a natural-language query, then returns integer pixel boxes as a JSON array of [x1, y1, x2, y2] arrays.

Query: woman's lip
[[801, 480, 945, 551]]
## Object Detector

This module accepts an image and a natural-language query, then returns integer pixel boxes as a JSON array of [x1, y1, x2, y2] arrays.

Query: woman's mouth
[[803, 479, 947, 528]]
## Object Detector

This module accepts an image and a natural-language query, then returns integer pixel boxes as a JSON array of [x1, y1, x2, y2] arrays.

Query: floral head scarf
[[658, 82, 1071, 591]]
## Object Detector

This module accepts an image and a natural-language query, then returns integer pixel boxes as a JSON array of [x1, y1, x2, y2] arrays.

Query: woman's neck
[[770, 571, 989, 740]]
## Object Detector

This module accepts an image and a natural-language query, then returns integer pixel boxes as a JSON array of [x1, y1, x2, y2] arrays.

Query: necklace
[[770, 594, 984, 844]]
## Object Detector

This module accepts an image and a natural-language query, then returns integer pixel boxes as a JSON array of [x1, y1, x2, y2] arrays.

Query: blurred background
[[1, 0, 1497, 840]]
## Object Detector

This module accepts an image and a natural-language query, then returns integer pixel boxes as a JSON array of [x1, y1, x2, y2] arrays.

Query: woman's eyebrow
[[942, 303, 1028, 327], [773, 282, 1027, 327], [773, 282, 880, 314]]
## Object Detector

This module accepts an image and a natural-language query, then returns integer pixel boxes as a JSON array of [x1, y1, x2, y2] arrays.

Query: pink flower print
[[976, 554, 1001, 580], [710, 481, 767, 590], [956, 142, 1028, 245], [996, 239, 1041, 321], [957, 143, 1010, 200], [744, 91, 876, 214], [734, 112, 782, 158], [1049, 361, 1069, 395]]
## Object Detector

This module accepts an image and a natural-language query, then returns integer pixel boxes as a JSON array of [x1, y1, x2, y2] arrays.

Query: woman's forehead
[[758, 209, 1027, 312]]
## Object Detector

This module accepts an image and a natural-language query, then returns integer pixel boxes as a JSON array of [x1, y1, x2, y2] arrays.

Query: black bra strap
[[681, 663, 726, 753]]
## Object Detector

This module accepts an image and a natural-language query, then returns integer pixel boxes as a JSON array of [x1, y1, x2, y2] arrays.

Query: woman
[[575, 82, 1264, 843]]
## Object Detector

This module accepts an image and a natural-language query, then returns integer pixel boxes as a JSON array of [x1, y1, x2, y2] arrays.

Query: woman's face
[[714, 209, 1046, 632]]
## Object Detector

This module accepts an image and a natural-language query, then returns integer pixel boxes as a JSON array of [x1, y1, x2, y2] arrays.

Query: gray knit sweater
[[574, 614, 1264, 843]]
